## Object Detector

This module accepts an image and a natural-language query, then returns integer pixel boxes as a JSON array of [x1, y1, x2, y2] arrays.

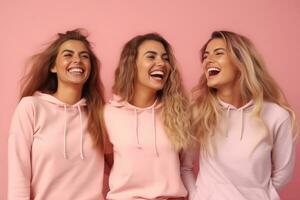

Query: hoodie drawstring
[[134, 109, 141, 149], [62, 105, 85, 160], [225, 106, 245, 140], [225, 106, 231, 137], [63, 105, 68, 159], [133, 107, 159, 157], [240, 109, 244, 140], [77, 105, 84, 160], [152, 107, 159, 157]]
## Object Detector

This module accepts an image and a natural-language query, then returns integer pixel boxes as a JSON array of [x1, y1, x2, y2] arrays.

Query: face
[[202, 38, 240, 91], [51, 40, 91, 89], [134, 40, 171, 93]]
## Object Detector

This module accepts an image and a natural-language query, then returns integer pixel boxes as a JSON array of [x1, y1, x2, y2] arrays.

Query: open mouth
[[149, 70, 165, 80], [68, 67, 84, 74], [207, 67, 221, 76]]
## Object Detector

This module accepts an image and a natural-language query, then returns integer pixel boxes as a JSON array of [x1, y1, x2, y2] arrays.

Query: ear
[[50, 66, 57, 73]]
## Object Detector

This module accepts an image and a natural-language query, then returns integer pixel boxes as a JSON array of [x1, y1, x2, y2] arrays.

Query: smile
[[207, 67, 221, 76], [149, 70, 165, 80], [68, 67, 84, 74]]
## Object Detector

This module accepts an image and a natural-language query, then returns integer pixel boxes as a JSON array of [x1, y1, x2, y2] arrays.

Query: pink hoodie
[[8, 92, 105, 200], [104, 95, 187, 200], [181, 100, 296, 200]]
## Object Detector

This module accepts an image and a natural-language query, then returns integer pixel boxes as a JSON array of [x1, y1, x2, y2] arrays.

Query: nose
[[72, 54, 81, 63], [203, 55, 214, 65], [156, 57, 166, 66]]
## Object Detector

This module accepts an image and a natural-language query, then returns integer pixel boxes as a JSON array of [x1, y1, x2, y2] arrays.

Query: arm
[[271, 116, 296, 190], [8, 99, 34, 200], [180, 144, 198, 200]]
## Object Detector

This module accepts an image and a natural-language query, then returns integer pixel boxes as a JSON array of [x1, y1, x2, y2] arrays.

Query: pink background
[[1, 0, 299, 199]]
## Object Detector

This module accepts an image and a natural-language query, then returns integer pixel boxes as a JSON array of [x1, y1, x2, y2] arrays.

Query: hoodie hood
[[218, 98, 254, 140], [109, 94, 162, 157], [34, 91, 87, 160], [35, 91, 87, 107], [109, 94, 162, 111]]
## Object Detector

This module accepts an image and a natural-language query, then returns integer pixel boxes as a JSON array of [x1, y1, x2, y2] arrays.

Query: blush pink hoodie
[[8, 92, 105, 200], [104, 95, 187, 200], [181, 100, 296, 200]]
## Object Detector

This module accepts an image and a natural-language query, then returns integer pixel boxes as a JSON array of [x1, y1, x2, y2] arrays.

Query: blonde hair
[[192, 30, 297, 151], [113, 33, 191, 150], [20, 29, 107, 150]]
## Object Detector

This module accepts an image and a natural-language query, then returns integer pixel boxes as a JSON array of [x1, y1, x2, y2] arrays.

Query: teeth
[[207, 67, 221, 76], [68, 67, 83, 73], [150, 70, 164, 79], [207, 67, 220, 73], [150, 70, 164, 76]]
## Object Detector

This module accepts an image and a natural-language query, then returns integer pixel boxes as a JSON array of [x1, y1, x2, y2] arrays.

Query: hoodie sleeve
[[8, 98, 35, 200], [271, 115, 296, 190], [180, 145, 198, 200]]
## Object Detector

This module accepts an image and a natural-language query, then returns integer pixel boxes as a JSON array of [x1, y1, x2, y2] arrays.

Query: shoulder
[[16, 96, 37, 112], [104, 103, 115, 114], [10, 97, 37, 127], [261, 102, 291, 128], [103, 102, 124, 119]]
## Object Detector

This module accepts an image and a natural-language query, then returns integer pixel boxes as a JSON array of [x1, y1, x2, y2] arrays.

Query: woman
[[181, 30, 297, 200], [8, 29, 107, 200], [104, 33, 191, 199]]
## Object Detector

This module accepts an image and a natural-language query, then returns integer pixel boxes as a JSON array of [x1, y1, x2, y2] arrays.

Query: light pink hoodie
[[104, 95, 187, 200], [181, 100, 296, 200], [8, 92, 105, 200]]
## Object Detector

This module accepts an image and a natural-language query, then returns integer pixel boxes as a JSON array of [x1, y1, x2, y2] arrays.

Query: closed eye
[[81, 54, 90, 59], [162, 55, 169, 62], [63, 53, 72, 57], [146, 55, 155, 59]]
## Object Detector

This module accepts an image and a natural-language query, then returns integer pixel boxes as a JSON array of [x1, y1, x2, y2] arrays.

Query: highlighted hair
[[192, 31, 297, 152], [113, 33, 191, 150], [20, 29, 107, 150]]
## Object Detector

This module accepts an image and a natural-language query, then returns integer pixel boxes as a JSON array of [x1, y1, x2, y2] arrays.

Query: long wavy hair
[[192, 30, 297, 152], [20, 28, 107, 149], [113, 33, 191, 150]]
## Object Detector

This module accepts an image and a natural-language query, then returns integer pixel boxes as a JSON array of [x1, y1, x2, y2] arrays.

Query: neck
[[131, 88, 157, 108], [54, 84, 83, 105], [217, 86, 245, 108]]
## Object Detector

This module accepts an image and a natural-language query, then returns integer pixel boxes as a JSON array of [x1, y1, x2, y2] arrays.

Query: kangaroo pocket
[[209, 183, 271, 200]]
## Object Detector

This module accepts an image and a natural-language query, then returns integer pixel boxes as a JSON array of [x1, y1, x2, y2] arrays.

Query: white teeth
[[68, 67, 83, 73], [150, 70, 164, 76], [207, 67, 221, 73], [150, 70, 165, 80]]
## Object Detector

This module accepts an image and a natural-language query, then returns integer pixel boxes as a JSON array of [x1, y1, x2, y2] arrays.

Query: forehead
[[205, 38, 226, 51], [138, 40, 166, 53], [58, 40, 88, 52]]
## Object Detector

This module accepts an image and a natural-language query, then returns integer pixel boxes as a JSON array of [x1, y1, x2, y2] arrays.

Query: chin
[[207, 82, 215, 88], [207, 82, 219, 89], [154, 84, 165, 90]]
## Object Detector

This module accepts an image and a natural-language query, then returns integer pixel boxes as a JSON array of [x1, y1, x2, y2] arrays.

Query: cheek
[[227, 64, 240, 77], [85, 61, 92, 71], [57, 58, 70, 67], [137, 65, 149, 76]]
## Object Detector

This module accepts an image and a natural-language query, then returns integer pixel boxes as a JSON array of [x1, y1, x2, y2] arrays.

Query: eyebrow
[[61, 49, 89, 55], [204, 47, 225, 55], [144, 51, 168, 56]]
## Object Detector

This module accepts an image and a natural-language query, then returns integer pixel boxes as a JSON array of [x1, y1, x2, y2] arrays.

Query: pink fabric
[[181, 101, 295, 200], [8, 92, 105, 200], [104, 95, 187, 199]]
